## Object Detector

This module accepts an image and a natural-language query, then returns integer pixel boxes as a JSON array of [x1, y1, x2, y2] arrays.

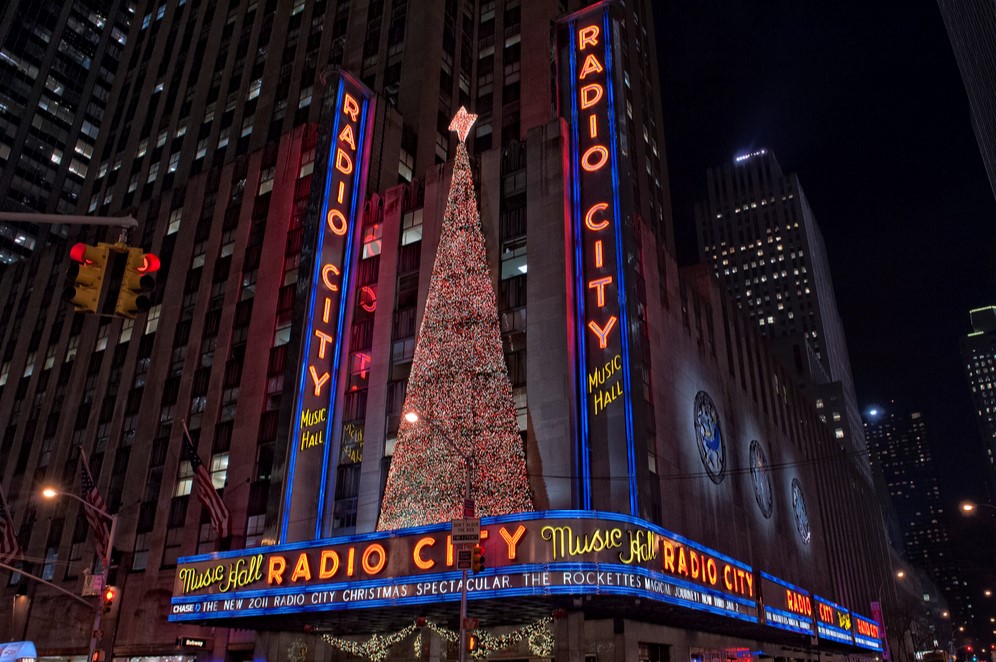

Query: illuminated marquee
[[282, 72, 375, 542], [560, 1, 638, 513], [814, 595, 853, 645], [760, 572, 814, 636], [852, 613, 884, 651], [170, 511, 758, 623]]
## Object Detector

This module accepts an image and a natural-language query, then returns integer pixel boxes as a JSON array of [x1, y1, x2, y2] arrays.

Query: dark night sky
[[653, 2, 996, 506]]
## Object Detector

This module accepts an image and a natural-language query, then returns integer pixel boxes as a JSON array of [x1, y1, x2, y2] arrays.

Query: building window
[[401, 208, 422, 246], [175, 461, 193, 496], [210, 452, 230, 488]]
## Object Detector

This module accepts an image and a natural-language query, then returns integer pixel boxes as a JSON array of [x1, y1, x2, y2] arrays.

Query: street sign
[[462, 617, 479, 630], [451, 517, 480, 544], [82, 572, 104, 596], [457, 550, 471, 569], [463, 499, 475, 517]]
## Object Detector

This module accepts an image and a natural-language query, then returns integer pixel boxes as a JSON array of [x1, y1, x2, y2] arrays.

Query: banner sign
[[852, 612, 884, 651], [760, 572, 814, 635], [557, 0, 638, 513], [281, 71, 375, 542], [171, 511, 757, 623], [814, 595, 853, 645]]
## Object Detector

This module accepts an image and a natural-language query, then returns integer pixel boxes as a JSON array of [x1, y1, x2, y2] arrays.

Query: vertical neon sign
[[560, 2, 638, 515], [281, 73, 375, 543]]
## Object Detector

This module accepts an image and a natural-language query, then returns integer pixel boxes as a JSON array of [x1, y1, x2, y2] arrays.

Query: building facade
[[0, 1, 893, 660], [0, 0, 132, 266], [937, 0, 996, 203]]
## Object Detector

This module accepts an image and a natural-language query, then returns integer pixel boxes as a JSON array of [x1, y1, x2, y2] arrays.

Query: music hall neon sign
[[562, 3, 638, 513], [282, 72, 374, 542]]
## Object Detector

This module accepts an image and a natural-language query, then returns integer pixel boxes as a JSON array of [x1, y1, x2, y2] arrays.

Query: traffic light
[[114, 247, 160, 318], [471, 544, 485, 573], [466, 634, 478, 652], [91, 651, 105, 662], [63, 242, 109, 313], [102, 585, 118, 613]]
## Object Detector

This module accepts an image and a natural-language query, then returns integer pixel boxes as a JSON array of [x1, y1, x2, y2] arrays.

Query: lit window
[[835, 428, 845, 439], [247, 78, 262, 100], [362, 223, 383, 258], [210, 453, 230, 488], [175, 461, 193, 497], [145, 304, 162, 334]]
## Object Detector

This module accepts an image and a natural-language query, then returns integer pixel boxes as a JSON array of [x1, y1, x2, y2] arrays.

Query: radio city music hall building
[[0, 1, 895, 660]]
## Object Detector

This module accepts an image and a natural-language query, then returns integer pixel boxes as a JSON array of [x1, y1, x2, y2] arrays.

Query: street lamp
[[42, 487, 117, 662], [960, 500, 996, 514], [403, 411, 475, 662]]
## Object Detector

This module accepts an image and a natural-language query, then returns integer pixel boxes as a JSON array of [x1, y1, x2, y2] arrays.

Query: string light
[[322, 617, 554, 660], [377, 111, 532, 530]]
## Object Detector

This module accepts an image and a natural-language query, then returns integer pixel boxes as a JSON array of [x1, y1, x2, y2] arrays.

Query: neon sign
[[560, 1, 638, 514], [282, 72, 375, 542], [814, 595, 853, 645], [852, 613, 883, 651], [760, 572, 814, 635], [171, 511, 758, 623]]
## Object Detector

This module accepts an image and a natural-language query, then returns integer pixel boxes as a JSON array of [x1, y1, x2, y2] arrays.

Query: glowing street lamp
[[41, 487, 117, 662], [403, 410, 475, 662]]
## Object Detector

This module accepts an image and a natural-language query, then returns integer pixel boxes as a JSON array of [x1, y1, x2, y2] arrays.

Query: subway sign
[[760, 572, 814, 636], [282, 72, 375, 542], [558, 0, 638, 514], [171, 512, 758, 623]]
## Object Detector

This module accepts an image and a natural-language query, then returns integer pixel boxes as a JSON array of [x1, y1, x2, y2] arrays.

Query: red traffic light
[[103, 585, 118, 602], [136, 253, 160, 273], [70, 242, 92, 264]]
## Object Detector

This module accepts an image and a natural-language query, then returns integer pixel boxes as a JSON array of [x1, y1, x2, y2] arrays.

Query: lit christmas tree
[[377, 108, 533, 530]]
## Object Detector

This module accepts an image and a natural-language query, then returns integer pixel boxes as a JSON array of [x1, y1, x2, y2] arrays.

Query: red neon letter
[[314, 329, 333, 359], [585, 202, 610, 231], [338, 123, 356, 150], [290, 553, 312, 582], [327, 209, 348, 235], [322, 263, 340, 290], [582, 144, 609, 172], [588, 276, 613, 307], [309, 365, 330, 396], [587, 316, 618, 348], [267, 556, 287, 585], [335, 148, 353, 175], [594, 240, 604, 267], [319, 550, 339, 579], [580, 83, 603, 109], [579, 54, 604, 80], [578, 25, 599, 51], [589, 114, 598, 139], [499, 525, 527, 560], [343, 93, 360, 121]]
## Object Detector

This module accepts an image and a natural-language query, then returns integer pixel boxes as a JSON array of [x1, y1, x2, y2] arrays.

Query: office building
[[863, 406, 970, 624], [0, 1, 894, 659], [0, 0, 132, 266], [937, 0, 996, 202], [961, 305, 996, 494]]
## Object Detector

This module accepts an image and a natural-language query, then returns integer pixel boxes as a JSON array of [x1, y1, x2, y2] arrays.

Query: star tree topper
[[448, 106, 478, 143]]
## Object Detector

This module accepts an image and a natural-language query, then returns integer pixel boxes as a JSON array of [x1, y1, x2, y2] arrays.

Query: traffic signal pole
[[88, 514, 117, 662], [459, 462, 471, 662], [0, 212, 137, 229]]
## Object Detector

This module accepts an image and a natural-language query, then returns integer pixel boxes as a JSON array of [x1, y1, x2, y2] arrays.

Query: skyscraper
[[0, 1, 895, 659], [961, 305, 996, 494], [937, 0, 996, 202], [694, 149, 866, 462], [0, 1, 132, 266], [864, 406, 971, 624]]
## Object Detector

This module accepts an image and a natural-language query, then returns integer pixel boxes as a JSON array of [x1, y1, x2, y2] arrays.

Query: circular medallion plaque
[[693, 391, 726, 484]]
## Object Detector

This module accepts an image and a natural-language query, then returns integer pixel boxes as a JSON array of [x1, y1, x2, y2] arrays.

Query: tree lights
[[377, 108, 532, 530]]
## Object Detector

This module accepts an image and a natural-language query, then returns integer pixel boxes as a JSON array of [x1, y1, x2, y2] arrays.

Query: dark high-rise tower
[[864, 407, 970, 622], [0, 1, 132, 265], [961, 305, 996, 495], [937, 0, 996, 202]]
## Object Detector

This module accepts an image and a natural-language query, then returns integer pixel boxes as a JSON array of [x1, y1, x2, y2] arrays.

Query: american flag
[[79, 452, 111, 561], [181, 422, 231, 539], [0, 482, 22, 564]]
